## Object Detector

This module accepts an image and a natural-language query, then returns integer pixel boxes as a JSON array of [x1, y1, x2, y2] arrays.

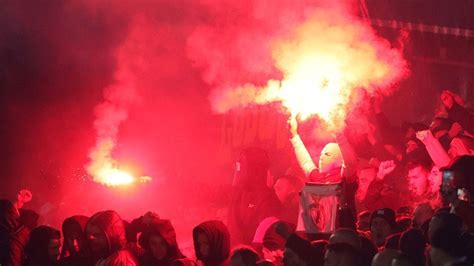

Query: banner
[[296, 182, 340, 233]]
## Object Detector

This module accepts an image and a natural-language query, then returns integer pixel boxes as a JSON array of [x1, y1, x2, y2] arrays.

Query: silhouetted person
[[228, 148, 281, 245], [24, 225, 61, 266], [139, 219, 194, 266], [85, 210, 138, 265], [193, 220, 230, 266], [60, 215, 90, 266]]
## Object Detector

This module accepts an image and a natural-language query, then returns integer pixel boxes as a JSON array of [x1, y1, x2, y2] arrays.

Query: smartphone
[[442, 170, 455, 193]]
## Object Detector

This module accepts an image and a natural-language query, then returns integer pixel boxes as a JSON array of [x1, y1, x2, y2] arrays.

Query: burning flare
[[210, 10, 408, 131], [86, 17, 152, 187]]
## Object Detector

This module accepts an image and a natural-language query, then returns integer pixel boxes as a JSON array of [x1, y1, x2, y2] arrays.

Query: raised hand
[[377, 160, 396, 180], [288, 115, 299, 137], [17, 189, 33, 204]]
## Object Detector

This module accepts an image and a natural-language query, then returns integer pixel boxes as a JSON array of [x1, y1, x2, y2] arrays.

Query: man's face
[[274, 179, 294, 203], [356, 168, 377, 201], [48, 238, 61, 262], [370, 217, 392, 247], [86, 224, 108, 256], [408, 166, 429, 197], [406, 140, 419, 154], [65, 232, 86, 255], [150, 235, 168, 260], [319, 143, 342, 174], [197, 232, 210, 259]]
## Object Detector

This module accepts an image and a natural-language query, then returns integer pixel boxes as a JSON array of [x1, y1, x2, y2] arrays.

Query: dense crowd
[[0, 90, 473, 266]]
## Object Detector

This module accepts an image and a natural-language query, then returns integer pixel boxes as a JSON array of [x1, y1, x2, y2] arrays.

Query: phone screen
[[442, 170, 455, 192]]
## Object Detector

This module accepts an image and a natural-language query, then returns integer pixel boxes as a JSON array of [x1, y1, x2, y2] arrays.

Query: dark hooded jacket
[[193, 221, 230, 266], [59, 215, 90, 266], [139, 219, 188, 266], [86, 210, 137, 266], [228, 148, 282, 245], [0, 199, 27, 266], [24, 225, 61, 266]]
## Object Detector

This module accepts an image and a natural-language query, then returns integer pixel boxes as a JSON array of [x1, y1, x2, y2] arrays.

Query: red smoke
[[187, 0, 409, 132]]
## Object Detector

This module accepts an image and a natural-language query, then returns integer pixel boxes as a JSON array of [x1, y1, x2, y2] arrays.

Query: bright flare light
[[211, 10, 408, 132], [87, 139, 151, 187], [99, 168, 135, 186]]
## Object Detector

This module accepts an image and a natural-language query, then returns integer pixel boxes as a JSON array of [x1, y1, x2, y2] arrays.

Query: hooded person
[[252, 218, 295, 265], [85, 210, 138, 266], [24, 225, 61, 266], [228, 147, 282, 245], [60, 215, 90, 265], [193, 220, 230, 266], [139, 219, 193, 266]]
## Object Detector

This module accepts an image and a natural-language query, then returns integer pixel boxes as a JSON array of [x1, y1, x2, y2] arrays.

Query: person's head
[[258, 220, 294, 265], [356, 166, 377, 201], [230, 246, 260, 266], [25, 225, 61, 265], [329, 228, 361, 250], [406, 138, 422, 154], [413, 203, 433, 228], [391, 254, 417, 266], [193, 220, 230, 265], [324, 243, 361, 266], [234, 147, 270, 187], [443, 155, 474, 194], [406, 161, 431, 197], [62, 215, 89, 258], [371, 249, 400, 266], [85, 210, 126, 259], [274, 175, 302, 203], [399, 228, 426, 266], [319, 143, 343, 174], [140, 219, 183, 262], [370, 208, 396, 247], [428, 212, 463, 257], [310, 240, 328, 266], [257, 259, 276, 266], [357, 211, 371, 232]]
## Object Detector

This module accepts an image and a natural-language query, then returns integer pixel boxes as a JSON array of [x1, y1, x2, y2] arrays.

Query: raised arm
[[288, 116, 317, 178]]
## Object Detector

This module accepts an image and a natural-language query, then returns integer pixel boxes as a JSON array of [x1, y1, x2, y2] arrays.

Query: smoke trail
[[86, 15, 146, 186], [187, 0, 409, 132]]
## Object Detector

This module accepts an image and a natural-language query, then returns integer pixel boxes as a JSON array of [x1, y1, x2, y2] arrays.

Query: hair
[[230, 245, 260, 266], [429, 213, 464, 257], [25, 225, 61, 264], [399, 228, 426, 266], [325, 243, 362, 266]]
